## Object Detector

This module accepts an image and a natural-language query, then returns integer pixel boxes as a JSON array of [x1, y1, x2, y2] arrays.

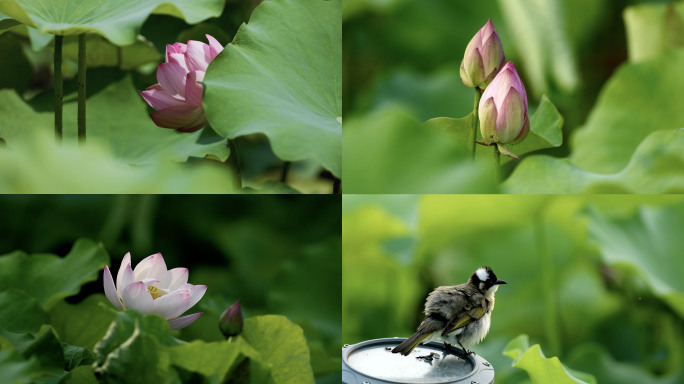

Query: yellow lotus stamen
[[148, 285, 162, 300]]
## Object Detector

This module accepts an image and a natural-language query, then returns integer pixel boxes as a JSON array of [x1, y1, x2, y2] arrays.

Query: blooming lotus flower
[[139, 34, 224, 132], [219, 300, 243, 338], [103, 252, 207, 330], [460, 19, 505, 90], [478, 61, 530, 159]]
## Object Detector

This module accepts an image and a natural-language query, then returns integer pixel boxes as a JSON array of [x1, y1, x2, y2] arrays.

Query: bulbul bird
[[392, 266, 506, 356]]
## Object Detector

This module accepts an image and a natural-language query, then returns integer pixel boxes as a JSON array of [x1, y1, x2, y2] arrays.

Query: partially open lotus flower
[[103, 252, 207, 330], [139, 34, 224, 132], [477, 61, 530, 159]]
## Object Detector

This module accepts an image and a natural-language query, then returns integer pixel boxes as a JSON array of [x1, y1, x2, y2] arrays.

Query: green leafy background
[[0, 195, 341, 383], [343, 195, 684, 384], [0, 0, 340, 193], [343, 0, 684, 193]]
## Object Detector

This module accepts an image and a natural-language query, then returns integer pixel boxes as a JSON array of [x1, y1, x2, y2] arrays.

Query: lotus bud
[[460, 19, 505, 90], [139, 34, 224, 132], [219, 300, 243, 338], [478, 61, 529, 159]]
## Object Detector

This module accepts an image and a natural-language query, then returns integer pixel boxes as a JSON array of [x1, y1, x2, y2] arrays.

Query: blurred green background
[[342, 195, 684, 383], [342, 0, 684, 193], [0, 194, 341, 383]]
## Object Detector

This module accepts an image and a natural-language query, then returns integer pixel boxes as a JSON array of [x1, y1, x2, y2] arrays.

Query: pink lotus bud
[[219, 300, 243, 338], [478, 62, 529, 159], [139, 35, 224, 132], [460, 19, 505, 90], [103, 252, 207, 329]]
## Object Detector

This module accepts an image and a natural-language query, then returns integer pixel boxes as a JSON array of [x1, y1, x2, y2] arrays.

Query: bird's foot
[[442, 343, 470, 358]]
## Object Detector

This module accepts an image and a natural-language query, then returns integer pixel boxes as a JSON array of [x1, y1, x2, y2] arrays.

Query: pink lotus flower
[[103, 252, 207, 330], [478, 61, 529, 159], [139, 35, 224, 132]]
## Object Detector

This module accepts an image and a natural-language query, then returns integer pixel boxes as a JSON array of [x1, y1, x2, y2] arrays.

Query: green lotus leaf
[[0, 114, 237, 194], [49, 294, 117, 351], [570, 49, 684, 173], [586, 203, 684, 318], [504, 334, 596, 384], [204, 0, 342, 178], [0, 73, 229, 165], [504, 129, 684, 193], [0, 0, 226, 45], [243, 315, 315, 384], [344, 107, 497, 193], [0, 290, 49, 334], [61, 34, 161, 70], [0, 238, 109, 309]]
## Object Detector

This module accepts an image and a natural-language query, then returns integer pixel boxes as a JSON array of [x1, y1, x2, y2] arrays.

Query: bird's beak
[[496, 280, 507, 285]]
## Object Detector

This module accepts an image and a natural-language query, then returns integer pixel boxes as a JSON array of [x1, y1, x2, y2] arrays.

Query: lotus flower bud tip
[[220, 300, 244, 338], [461, 19, 505, 89]]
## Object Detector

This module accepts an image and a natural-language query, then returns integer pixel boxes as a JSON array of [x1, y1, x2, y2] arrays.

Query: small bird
[[392, 266, 506, 356]]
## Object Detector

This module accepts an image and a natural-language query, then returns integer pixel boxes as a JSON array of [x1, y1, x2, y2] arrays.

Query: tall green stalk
[[470, 88, 482, 159], [280, 161, 291, 183], [493, 145, 501, 181], [77, 34, 86, 145], [227, 138, 242, 189], [54, 35, 63, 143]]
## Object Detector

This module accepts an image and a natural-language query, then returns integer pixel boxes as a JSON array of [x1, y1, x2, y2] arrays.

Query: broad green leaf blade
[[0, 11, 21, 34], [0, 130, 236, 193], [0, 350, 40, 384], [586, 203, 684, 318], [65, 366, 99, 384], [343, 108, 498, 193], [570, 49, 684, 173], [624, 3, 684, 62], [504, 129, 684, 193], [61, 34, 161, 70], [62, 344, 95, 371], [49, 294, 116, 351], [567, 344, 684, 384], [504, 334, 595, 384], [507, 95, 563, 158], [0, 0, 226, 45], [204, 0, 342, 177], [242, 315, 315, 384], [0, 290, 49, 334], [0, 74, 229, 164], [0, 238, 109, 309], [93, 310, 181, 382], [61, 74, 229, 164], [168, 340, 245, 381], [21, 325, 65, 374]]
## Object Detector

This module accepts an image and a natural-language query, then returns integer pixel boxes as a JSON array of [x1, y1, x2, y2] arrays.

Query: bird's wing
[[441, 299, 487, 337], [392, 314, 446, 355]]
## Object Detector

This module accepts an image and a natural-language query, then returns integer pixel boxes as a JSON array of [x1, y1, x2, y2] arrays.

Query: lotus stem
[[280, 161, 291, 183], [77, 34, 86, 145], [54, 35, 63, 143], [470, 88, 482, 159], [227, 138, 242, 189]]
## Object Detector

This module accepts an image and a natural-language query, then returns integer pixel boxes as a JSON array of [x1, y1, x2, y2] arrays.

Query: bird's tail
[[391, 332, 430, 356]]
